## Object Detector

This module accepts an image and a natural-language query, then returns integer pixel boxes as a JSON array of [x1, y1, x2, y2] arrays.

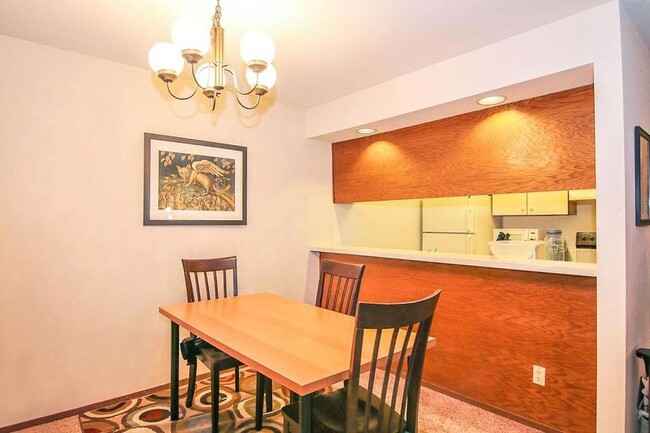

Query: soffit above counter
[[308, 65, 594, 143]]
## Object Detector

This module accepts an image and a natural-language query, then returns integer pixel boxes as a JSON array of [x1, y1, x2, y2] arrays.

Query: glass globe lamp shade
[[148, 42, 184, 75], [196, 63, 226, 89], [246, 63, 276, 90], [240, 31, 275, 64], [171, 16, 211, 55]]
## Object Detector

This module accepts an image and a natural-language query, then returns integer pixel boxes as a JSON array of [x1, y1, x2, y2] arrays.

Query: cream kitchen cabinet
[[491, 193, 527, 215], [568, 189, 597, 201], [527, 191, 575, 215], [492, 190, 577, 216]]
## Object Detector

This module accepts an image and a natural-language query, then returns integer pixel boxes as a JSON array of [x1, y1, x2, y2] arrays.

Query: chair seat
[[281, 386, 404, 433], [195, 340, 243, 371]]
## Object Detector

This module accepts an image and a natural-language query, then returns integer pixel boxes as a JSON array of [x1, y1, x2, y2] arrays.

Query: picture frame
[[635, 126, 650, 226], [144, 133, 247, 225]]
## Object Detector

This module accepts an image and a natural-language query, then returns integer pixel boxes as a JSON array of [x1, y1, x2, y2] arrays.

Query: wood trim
[[0, 373, 210, 432], [332, 86, 595, 203], [321, 252, 596, 433]]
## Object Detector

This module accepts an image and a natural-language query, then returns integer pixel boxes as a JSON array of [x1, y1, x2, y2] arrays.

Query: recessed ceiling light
[[356, 128, 377, 134], [477, 95, 507, 106]]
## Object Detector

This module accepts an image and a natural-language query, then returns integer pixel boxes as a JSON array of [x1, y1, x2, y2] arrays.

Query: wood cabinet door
[[527, 190, 569, 215], [491, 193, 527, 216]]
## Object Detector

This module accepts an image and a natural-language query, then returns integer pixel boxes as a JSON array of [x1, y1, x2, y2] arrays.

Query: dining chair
[[181, 256, 269, 433], [315, 259, 366, 315], [316, 259, 366, 390], [280, 289, 442, 433], [269, 259, 367, 405]]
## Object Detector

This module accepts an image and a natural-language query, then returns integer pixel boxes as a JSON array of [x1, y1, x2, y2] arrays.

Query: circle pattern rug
[[80, 368, 289, 433]]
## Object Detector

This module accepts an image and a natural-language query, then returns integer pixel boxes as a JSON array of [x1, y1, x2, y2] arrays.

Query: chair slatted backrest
[[181, 256, 238, 303], [316, 260, 366, 316], [347, 290, 441, 433]]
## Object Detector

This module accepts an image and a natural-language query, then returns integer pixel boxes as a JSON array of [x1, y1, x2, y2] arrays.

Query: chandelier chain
[[213, 0, 222, 27]]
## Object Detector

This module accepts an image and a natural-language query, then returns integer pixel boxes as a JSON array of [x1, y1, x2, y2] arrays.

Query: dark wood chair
[[316, 259, 366, 315], [181, 256, 269, 433], [274, 259, 367, 405], [280, 289, 442, 433]]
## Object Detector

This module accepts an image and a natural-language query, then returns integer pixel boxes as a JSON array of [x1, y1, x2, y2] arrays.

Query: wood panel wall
[[320, 253, 596, 433], [332, 86, 595, 203]]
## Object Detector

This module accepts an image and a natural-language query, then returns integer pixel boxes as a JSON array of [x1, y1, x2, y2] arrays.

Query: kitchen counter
[[311, 245, 596, 277]]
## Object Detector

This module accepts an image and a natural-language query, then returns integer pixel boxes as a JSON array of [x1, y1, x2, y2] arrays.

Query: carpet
[[79, 367, 541, 433], [80, 368, 288, 433]]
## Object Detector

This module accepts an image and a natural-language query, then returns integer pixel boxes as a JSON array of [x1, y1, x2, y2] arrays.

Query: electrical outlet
[[533, 365, 546, 386]]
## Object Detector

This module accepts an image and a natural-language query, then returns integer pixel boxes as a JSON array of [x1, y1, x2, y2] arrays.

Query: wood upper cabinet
[[492, 190, 577, 216]]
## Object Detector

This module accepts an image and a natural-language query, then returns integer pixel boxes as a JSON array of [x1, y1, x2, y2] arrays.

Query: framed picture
[[144, 133, 247, 225], [635, 126, 650, 226]]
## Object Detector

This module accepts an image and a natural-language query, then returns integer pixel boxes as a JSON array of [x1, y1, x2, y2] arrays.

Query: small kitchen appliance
[[492, 228, 546, 242], [492, 228, 546, 259], [575, 231, 597, 263]]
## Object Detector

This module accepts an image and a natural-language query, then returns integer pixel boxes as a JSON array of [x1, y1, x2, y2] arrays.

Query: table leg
[[299, 393, 313, 433], [255, 374, 264, 430], [171, 322, 179, 420]]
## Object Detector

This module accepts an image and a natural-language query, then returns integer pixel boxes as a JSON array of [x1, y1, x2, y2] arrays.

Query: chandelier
[[148, 0, 276, 111]]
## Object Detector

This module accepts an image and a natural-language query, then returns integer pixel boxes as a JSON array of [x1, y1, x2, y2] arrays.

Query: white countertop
[[311, 245, 596, 277]]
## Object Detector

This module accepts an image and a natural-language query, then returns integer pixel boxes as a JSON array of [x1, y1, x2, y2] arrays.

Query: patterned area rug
[[79, 367, 541, 433], [79, 368, 288, 433]]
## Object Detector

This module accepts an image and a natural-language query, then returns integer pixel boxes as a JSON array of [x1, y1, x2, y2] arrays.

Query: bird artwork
[[158, 151, 236, 212]]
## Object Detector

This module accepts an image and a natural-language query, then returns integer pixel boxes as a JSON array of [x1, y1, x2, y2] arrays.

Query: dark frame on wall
[[144, 133, 247, 226], [635, 126, 650, 226]]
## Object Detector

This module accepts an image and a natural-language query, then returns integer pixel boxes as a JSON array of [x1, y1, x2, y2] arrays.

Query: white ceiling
[[0, 0, 638, 109]]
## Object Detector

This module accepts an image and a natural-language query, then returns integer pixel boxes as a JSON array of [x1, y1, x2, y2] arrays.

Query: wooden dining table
[[159, 292, 434, 433]]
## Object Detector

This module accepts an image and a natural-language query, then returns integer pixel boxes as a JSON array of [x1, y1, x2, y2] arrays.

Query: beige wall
[[334, 199, 422, 250], [0, 36, 334, 427], [621, 7, 650, 433], [334, 198, 597, 260]]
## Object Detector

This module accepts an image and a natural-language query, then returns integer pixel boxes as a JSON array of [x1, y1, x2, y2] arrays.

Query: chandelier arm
[[235, 93, 262, 110], [223, 65, 258, 96], [166, 82, 198, 101], [190, 63, 208, 90]]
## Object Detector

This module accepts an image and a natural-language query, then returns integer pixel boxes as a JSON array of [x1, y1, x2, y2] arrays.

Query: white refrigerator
[[421, 195, 496, 255]]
